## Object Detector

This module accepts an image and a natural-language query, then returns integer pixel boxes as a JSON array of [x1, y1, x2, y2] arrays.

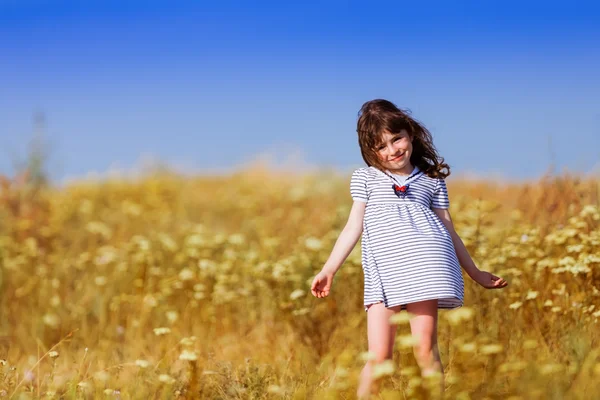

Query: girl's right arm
[[311, 201, 366, 298]]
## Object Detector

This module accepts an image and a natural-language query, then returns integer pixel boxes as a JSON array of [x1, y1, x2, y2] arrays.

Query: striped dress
[[350, 166, 464, 312]]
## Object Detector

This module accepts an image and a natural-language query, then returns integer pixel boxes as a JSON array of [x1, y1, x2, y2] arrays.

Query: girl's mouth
[[390, 153, 404, 161]]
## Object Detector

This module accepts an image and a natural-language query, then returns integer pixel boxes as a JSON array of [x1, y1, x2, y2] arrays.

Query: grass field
[[0, 166, 599, 399]]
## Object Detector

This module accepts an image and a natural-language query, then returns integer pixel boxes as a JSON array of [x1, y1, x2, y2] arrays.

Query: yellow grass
[[0, 166, 599, 399]]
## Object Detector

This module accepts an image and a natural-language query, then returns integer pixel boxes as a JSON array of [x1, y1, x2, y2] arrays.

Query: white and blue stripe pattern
[[350, 166, 464, 312]]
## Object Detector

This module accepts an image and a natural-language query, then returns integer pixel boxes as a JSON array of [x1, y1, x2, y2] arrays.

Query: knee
[[370, 349, 393, 364], [413, 339, 434, 365]]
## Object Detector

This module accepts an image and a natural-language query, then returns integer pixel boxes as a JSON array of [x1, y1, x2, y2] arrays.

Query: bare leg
[[406, 299, 444, 395], [357, 302, 399, 399]]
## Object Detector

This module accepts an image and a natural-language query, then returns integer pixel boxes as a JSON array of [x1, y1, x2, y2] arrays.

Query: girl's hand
[[472, 270, 508, 289], [311, 271, 335, 298]]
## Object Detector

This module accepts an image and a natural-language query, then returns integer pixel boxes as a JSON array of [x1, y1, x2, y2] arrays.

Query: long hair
[[356, 99, 450, 179]]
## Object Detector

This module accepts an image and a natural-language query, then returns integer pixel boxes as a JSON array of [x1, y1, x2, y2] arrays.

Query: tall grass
[[0, 163, 599, 399]]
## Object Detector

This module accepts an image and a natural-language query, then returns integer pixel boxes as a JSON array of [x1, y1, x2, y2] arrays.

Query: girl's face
[[375, 130, 414, 174]]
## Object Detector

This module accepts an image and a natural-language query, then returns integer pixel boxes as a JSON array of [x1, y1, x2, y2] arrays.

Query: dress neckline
[[388, 165, 420, 180], [370, 165, 424, 187]]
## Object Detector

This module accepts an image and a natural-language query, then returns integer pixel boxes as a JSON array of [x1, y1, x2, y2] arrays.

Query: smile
[[390, 153, 404, 161]]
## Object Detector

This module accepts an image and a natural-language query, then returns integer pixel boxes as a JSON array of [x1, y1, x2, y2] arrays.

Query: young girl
[[310, 99, 508, 398]]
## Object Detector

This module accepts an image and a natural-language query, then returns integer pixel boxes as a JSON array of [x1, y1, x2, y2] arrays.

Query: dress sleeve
[[431, 178, 450, 209], [350, 169, 368, 203]]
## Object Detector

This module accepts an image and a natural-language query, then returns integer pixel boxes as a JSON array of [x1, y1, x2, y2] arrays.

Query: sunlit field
[[1, 165, 599, 399]]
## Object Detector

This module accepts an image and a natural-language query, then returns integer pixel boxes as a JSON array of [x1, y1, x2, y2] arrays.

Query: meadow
[[0, 165, 599, 399]]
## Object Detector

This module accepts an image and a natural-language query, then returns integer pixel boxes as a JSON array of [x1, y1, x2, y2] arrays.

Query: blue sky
[[1, 0, 599, 183]]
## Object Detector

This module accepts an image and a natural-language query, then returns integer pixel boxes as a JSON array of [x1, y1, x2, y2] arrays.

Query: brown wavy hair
[[356, 99, 450, 179]]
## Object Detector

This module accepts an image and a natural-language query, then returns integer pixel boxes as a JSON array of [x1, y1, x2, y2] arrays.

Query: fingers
[[311, 284, 324, 297], [310, 277, 330, 298], [310, 279, 317, 296], [312, 289, 329, 298], [311, 276, 323, 291], [492, 276, 508, 289], [483, 272, 507, 289]]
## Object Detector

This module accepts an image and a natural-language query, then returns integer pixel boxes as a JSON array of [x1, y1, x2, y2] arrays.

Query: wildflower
[[178, 268, 195, 281], [50, 295, 61, 307], [159, 374, 176, 384], [43, 314, 60, 329], [132, 235, 151, 251], [95, 276, 108, 286], [48, 351, 59, 359], [580, 205, 599, 218], [94, 371, 110, 381], [85, 221, 112, 239], [539, 363, 563, 375], [566, 244, 584, 253], [143, 295, 158, 308], [525, 291, 538, 300], [24, 370, 34, 381], [179, 350, 197, 361], [267, 385, 285, 395], [202, 370, 218, 375], [135, 359, 150, 368], [166, 311, 178, 323], [292, 308, 310, 316], [359, 351, 376, 362], [509, 301, 523, 310], [289, 289, 305, 300], [459, 343, 477, 353], [179, 336, 197, 347], [159, 234, 178, 251], [153, 327, 171, 336], [480, 344, 503, 355], [228, 234, 245, 245], [198, 259, 217, 271], [498, 361, 527, 373], [304, 237, 322, 250], [193, 283, 205, 292], [372, 360, 395, 379], [389, 312, 413, 325], [445, 307, 474, 325], [396, 334, 420, 348], [585, 305, 595, 313]]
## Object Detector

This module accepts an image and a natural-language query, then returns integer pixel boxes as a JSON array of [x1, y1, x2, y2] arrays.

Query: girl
[[310, 99, 508, 398]]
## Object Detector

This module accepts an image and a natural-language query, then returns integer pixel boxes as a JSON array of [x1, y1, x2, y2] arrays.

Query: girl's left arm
[[432, 208, 508, 289]]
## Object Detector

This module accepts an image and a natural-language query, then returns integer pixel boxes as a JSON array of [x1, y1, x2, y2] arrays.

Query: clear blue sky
[[1, 0, 599, 183]]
